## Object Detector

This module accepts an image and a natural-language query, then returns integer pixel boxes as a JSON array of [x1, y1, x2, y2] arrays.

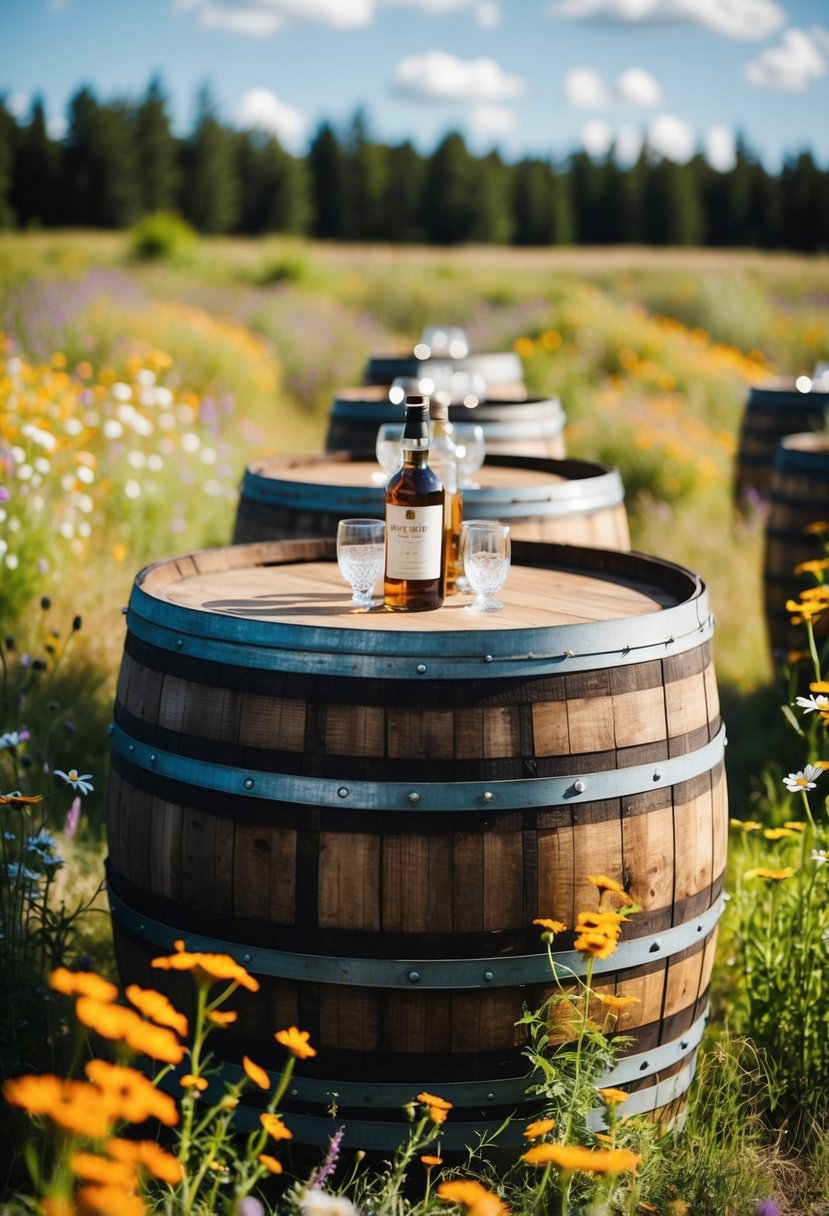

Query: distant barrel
[[364, 348, 525, 397], [735, 378, 829, 504], [325, 386, 566, 461]]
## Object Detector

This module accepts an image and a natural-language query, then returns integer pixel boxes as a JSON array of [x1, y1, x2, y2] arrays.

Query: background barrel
[[763, 432, 829, 659], [106, 538, 726, 1150], [325, 386, 566, 460], [232, 452, 629, 551], [364, 348, 525, 397], [735, 378, 829, 504]]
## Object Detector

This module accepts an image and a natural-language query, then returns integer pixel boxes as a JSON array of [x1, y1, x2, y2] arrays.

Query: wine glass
[[460, 521, 510, 613], [375, 424, 404, 483], [452, 422, 486, 488], [336, 518, 385, 609]]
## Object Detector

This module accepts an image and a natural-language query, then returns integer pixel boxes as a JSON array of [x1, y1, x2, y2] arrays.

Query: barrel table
[[363, 349, 525, 398], [106, 538, 726, 1150], [325, 387, 566, 461], [763, 432, 829, 659], [735, 378, 829, 504], [232, 453, 629, 551]]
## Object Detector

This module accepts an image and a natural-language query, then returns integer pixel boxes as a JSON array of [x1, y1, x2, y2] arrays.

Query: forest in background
[[1, 76, 829, 249]]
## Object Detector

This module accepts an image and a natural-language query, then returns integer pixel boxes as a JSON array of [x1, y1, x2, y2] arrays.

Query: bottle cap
[[430, 398, 449, 421]]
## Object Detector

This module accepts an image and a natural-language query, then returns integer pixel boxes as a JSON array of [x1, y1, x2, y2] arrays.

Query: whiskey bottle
[[429, 396, 463, 594], [384, 395, 446, 612]]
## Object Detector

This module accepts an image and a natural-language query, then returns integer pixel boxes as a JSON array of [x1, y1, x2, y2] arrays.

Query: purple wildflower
[[754, 1201, 781, 1216], [64, 796, 82, 838], [311, 1125, 345, 1189]]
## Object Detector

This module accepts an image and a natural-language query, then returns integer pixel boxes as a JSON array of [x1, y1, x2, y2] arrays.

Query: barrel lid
[[128, 539, 712, 679]]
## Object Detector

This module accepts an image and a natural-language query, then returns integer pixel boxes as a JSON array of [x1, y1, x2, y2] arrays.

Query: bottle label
[[386, 504, 444, 580]]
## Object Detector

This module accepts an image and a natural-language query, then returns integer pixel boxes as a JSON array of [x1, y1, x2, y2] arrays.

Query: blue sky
[[2, 0, 829, 171]]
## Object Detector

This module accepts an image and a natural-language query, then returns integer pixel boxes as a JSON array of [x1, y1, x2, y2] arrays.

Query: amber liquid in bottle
[[429, 397, 463, 594], [384, 396, 446, 612]]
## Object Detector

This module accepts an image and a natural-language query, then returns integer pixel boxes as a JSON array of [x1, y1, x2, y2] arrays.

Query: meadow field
[[0, 231, 828, 1216]]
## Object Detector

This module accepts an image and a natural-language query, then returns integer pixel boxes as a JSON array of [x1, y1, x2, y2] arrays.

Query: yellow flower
[[125, 985, 188, 1037], [523, 1118, 557, 1139], [429, 1105, 449, 1124], [576, 910, 624, 937], [50, 968, 119, 1003], [274, 1026, 317, 1059], [513, 336, 536, 358], [84, 1060, 179, 1127], [74, 997, 142, 1041], [595, 993, 639, 1010], [805, 521, 829, 535], [123, 1019, 185, 1065], [597, 1087, 629, 1106], [744, 867, 796, 883], [151, 941, 260, 993], [585, 874, 634, 904], [260, 1113, 293, 1141], [106, 1138, 183, 1185], [243, 1056, 271, 1091], [438, 1179, 510, 1214], [258, 1153, 283, 1174], [794, 558, 829, 574], [42, 1200, 77, 1216], [180, 1074, 209, 1092], [521, 1142, 641, 1174], [784, 821, 806, 832], [763, 827, 797, 840], [533, 918, 567, 934], [574, 931, 618, 960], [730, 819, 762, 832], [69, 1151, 137, 1188]]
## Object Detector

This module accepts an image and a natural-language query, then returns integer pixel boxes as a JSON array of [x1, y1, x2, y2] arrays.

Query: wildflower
[[597, 1087, 629, 1106], [764, 827, 797, 840], [795, 694, 829, 714], [523, 1118, 557, 1139], [275, 1025, 316, 1058], [794, 558, 829, 575], [576, 910, 624, 937], [428, 1105, 449, 1124], [106, 1137, 183, 1184], [421, 1154, 444, 1166], [124, 1018, 186, 1065], [243, 1056, 271, 1090], [74, 996, 142, 1040], [754, 1202, 781, 1216], [53, 769, 94, 795], [783, 821, 806, 832], [4, 1074, 115, 1139], [744, 867, 796, 883], [299, 1190, 360, 1216], [783, 765, 822, 793], [0, 729, 31, 749], [438, 1179, 510, 1214], [811, 849, 829, 866], [595, 993, 638, 1010], [522, 1142, 641, 1174], [574, 931, 619, 960], [260, 1113, 293, 1141], [85, 1060, 179, 1126], [180, 1074, 209, 1092], [239, 1200, 266, 1216], [0, 791, 42, 807], [152, 940, 260, 993], [69, 1151, 137, 1188], [208, 1009, 238, 1025], [805, 521, 829, 535], [75, 1185, 145, 1216], [730, 818, 762, 831], [125, 984, 188, 1037], [50, 968, 119, 1003], [417, 1091, 453, 1111], [258, 1153, 284, 1174], [585, 874, 634, 904], [533, 917, 567, 934]]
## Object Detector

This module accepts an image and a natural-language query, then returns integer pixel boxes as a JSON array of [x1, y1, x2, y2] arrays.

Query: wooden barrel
[[106, 538, 726, 1150], [735, 378, 829, 504], [232, 453, 629, 551], [763, 432, 829, 659], [326, 386, 566, 460], [364, 348, 525, 397]]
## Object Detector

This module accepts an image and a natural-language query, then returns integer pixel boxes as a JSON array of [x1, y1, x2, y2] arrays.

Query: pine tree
[[0, 97, 16, 228], [421, 131, 477, 244], [179, 84, 240, 234], [134, 76, 180, 216], [344, 109, 388, 240], [235, 131, 311, 235], [380, 141, 426, 241], [10, 97, 61, 227], [62, 86, 140, 227], [308, 122, 349, 238]]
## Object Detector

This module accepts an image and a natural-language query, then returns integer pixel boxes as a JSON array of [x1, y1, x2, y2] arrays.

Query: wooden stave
[[735, 379, 829, 503]]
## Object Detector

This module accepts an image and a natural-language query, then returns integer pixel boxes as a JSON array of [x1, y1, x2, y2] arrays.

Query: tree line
[[1, 77, 828, 250]]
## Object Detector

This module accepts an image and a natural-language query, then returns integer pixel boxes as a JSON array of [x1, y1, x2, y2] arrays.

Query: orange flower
[[258, 1154, 283, 1174], [523, 1118, 557, 1139], [0, 792, 43, 807], [260, 1113, 293, 1141], [576, 910, 624, 937], [50, 968, 119, 1004], [421, 1154, 444, 1167], [207, 1009, 238, 1026], [597, 1087, 629, 1106], [69, 1152, 137, 1188], [125, 985, 189, 1037], [429, 1106, 449, 1124], [74, 997, 142, 1041], [243, 1056, 271, 1091], [275, 1026, 317, 1059], [180, 1074, 209, 1092], [151, 941, 259, 993], [533, 918, 567, 934], [84, 1060, 179, 1127], [574, 931, 618, 960], [438, 1179, 510, 1214], [522, 1142, 641, 1174], [585, 875, 635, 905], [123, 1019, 186, 1066], [42, 1199, 77, 1216], [3, 1074, 116, 1139], [106, 1138, 183, 1185], [75, 1184, 145, 1216], [417, 1091, 453, 1111]]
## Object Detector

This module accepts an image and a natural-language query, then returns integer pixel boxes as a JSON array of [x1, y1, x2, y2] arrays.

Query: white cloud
[[235, 87, 308, 150], [476, 1, 501, 28], [704, 125, 736, 171], [392, 50, 526, 102], [6, 93, 29, 121], [469, 103, 516, 137], [580, 119, 643, 161], [48, 115, 68, 141], [646, 112, 695, 161], [174, 0, 374, 37], [549, 0, 785, 41], [744, 27, 827, 90], [581, 118, 614, 156], [564, 66, 662, 109]]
